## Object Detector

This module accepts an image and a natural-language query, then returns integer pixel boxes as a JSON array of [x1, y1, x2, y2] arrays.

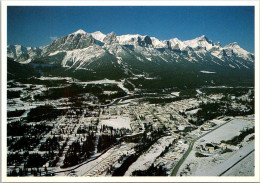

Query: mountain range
[[7, 29, 254, 88]]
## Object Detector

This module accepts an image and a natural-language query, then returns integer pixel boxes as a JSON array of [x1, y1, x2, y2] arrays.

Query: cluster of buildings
[[6, 79, 254, 176]]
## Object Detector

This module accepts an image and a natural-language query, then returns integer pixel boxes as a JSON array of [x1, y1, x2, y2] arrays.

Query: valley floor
[[6, 78, 255, 177]]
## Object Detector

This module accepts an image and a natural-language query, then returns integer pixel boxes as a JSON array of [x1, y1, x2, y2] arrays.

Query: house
[[178, 139, 187, 144], [205, 143, 219, 152], [220, 142, 227, 148]]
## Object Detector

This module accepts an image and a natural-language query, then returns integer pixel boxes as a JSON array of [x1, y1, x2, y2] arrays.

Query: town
[[7, 76, 255, 176]]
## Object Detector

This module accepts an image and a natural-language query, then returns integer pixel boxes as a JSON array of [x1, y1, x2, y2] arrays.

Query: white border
[[0, 0, 259, 6], [1, 0, 260, 182]]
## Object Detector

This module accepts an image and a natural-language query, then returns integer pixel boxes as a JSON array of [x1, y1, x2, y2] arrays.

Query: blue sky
[[7, 6, 255, 53]]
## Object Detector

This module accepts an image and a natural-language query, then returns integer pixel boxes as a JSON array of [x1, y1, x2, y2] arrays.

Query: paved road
[[171, 119, 233, 176]]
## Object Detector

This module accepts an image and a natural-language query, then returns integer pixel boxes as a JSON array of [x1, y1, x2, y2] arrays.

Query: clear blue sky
[[7, 6, 254, 53]]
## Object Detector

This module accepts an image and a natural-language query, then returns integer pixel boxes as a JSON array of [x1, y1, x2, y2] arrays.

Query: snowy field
[[7, 87, 24, 91], [76, 79, 129, 94], [186, 108, 200, 115], [200, 70, 216, 74], [39, 76, 73, 81], [171, 92, 180, 97], [222, 151, 254, 176], [7, 98, 43, 112], [59, 143, 136, 176], [118, 99, 138, 105], [200, 117, 254, 144], [124, 136, 175, 176], [99, 116, 131, 129], [196, 89, 203, 94]]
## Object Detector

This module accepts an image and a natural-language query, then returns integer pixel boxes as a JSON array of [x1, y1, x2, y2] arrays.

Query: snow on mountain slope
[[183, 35, 214, 50], [91, 31, 106, 42], [150, 37, 168, 48], [61, 45, 106, 69], [105, 43, 130, 55], [7, 45, 28, 58], [103, 32, 118, 44], [71, 29, 87, 35], [26, 47, 42, 58], [168, 38, 187, 50], [210, 50, 225, 61], [42, 29, 96, 55], [117, 34, 153, 47], [7, 29, 254, 73], [117, 34, 143, 45], [224, 42, 254, 62], [7, 45, 41, 63]]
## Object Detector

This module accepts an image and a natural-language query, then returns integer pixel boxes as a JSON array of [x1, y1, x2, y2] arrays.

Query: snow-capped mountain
[[183, 35, 214, 50], [223, 42, 254, 61], [91, 31, 106, 42], [7, 45, 42, 63], [7, 29, 254, 82], [41, 30, 97, 56]]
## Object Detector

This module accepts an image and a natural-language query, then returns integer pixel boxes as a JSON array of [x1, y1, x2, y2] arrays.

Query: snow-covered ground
[[154, 139, 189, 175], [124, 136, 175, 176], [186, 108, 200, 115], [38, 76, 74, 81], [200, 70, 216, 74], [177, 116, 255, 176], [171, 92, 180, 97], [118, 99, 138, 105], [192, 141, 254, 176], [7, 87, 24, 91], [76, 79, 129, 94], [62, 143, 136, 176], [99, 116, 131, 130], [7, 98, 43, 112], [200, 117, 254, 144], [196, 89, 203, 94], [222, 151, 254, 176], [177, 140, 254, 176]]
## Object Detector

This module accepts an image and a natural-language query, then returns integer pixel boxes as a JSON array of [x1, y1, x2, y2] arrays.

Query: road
[[203, 141, 255, 176], [171, 118, 233, 176], [220, 149, 254, 176]]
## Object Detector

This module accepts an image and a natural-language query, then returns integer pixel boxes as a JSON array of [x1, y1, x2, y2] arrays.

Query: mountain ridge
[[8, 29, 254, 60], [7, 29, 254, 86]]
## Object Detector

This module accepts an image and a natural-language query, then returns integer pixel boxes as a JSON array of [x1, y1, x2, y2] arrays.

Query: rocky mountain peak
[[103, 32, 118, 44], [72, 29, 87, 35]]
